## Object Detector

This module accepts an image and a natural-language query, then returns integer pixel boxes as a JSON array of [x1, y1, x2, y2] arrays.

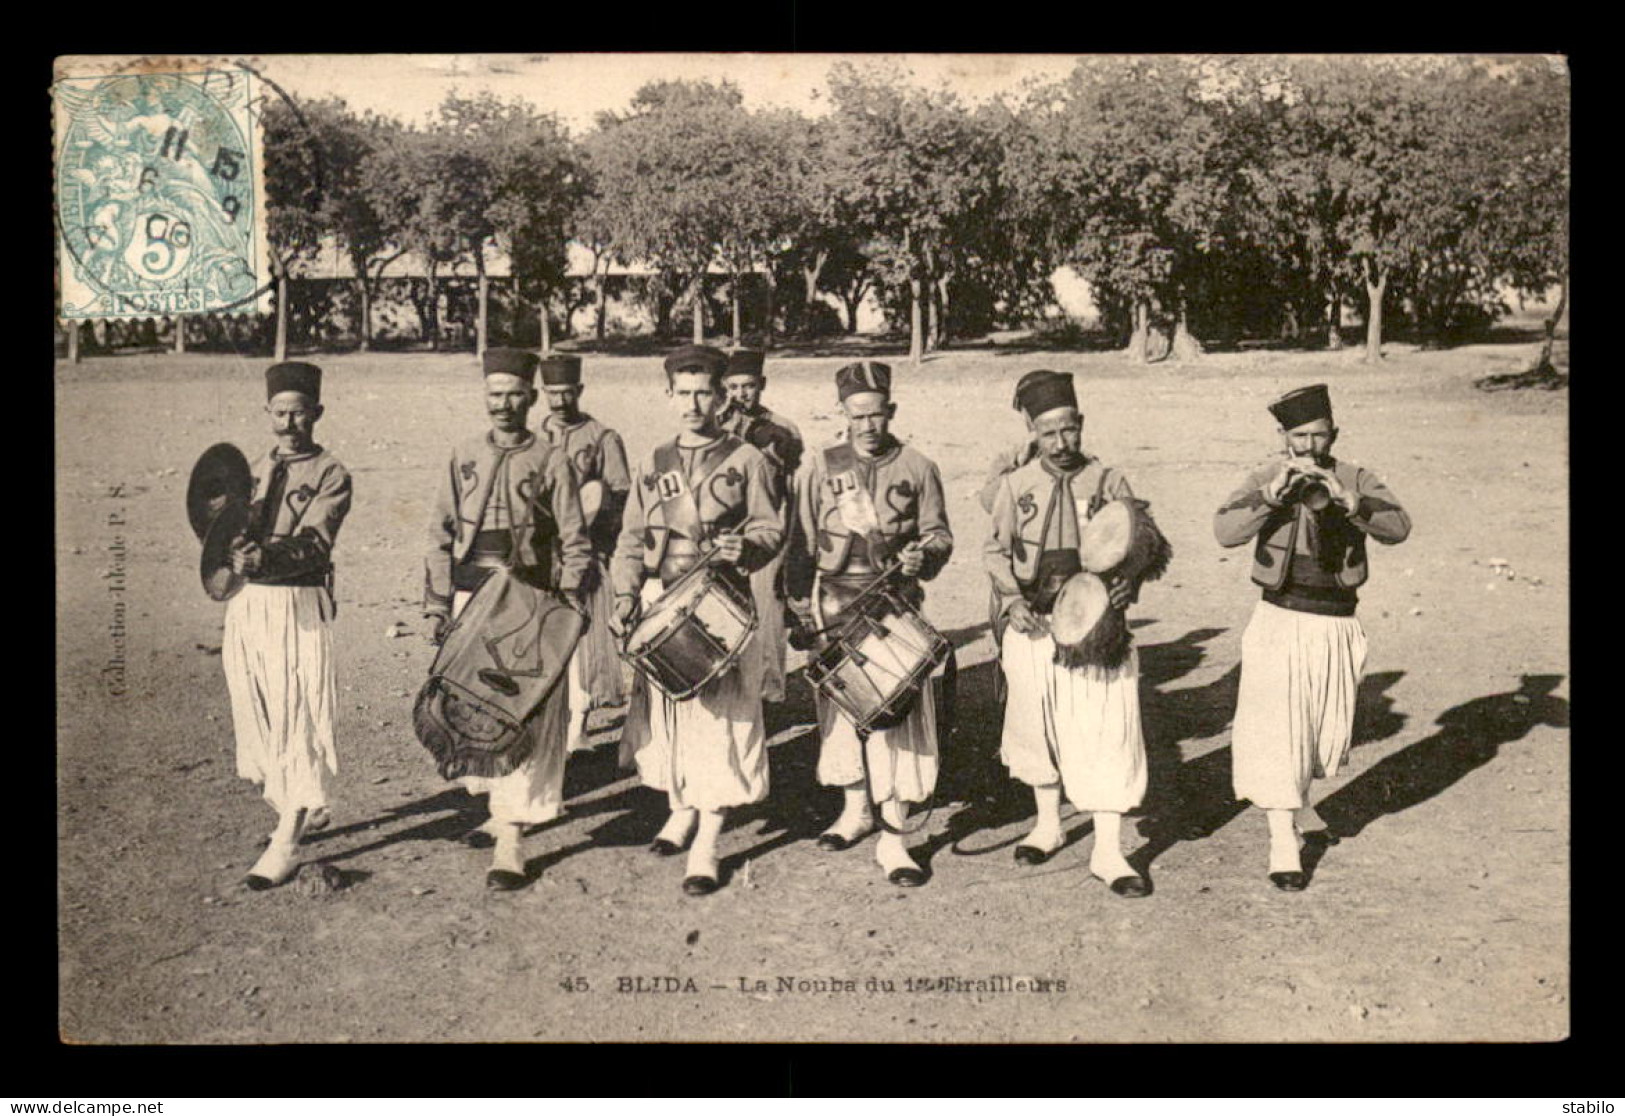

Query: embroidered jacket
[[1212, 455, 1411, 600], [785, 437, 953, 601], [423, 431, 592, 617], [610, 433, 783, 595], [244, 446, 352, 588], [984, 454, 1133, 626], [540, 412, 632, 556], [722, 404, 804, 510]]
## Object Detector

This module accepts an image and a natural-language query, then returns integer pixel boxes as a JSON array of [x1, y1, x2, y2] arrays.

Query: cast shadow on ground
[[1301, 674, 1569, 878]]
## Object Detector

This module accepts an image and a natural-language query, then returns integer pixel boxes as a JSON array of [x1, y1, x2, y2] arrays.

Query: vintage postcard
[[54, 52, 1569, 1045]]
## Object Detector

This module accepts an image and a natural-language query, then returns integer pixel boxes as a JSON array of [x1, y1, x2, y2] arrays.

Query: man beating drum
[[1214, 384, 1411, 890], [610, 345, 785, 897], [984, 369, 1153, 898], [785, 360, 954, 887], [422, 348, 593, 890], [219, 362, 353, 890]]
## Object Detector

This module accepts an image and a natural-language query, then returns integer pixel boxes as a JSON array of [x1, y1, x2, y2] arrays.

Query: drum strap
[[822, 442, 887, 550], [651, 435, 742, 544]]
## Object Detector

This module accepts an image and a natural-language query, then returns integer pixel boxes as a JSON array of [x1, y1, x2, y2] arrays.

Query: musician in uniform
[[223, 362, 353, 890], [538, 353, 633, 751], [611, 344, 784, 897], [786, 360, 952, 887], [984, 370, 1151, 898], [1214, 384, 1411, 890], [423, 347, 593, 890], [719, 348, 804, 703]]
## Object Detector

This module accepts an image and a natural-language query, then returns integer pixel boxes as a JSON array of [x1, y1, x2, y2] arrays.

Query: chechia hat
[[538, 354, 583, 386], [726, 349, 766, 378], [1013, 369, 1077, 420], [835, 360, 891, 401], [663, 344, 729, 378], [266, 361, 322, 401], [1268, 384, 1333, 430], [483, 347, 540, 382]]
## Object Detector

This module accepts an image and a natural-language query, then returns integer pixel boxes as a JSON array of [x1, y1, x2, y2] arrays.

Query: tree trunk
[[691, 273, 705, 345], [540, 296, 552, 355], [844, 292, 861, 333], [67, 320, 80, 364], [274, 270, 289, 361], [595, 267, 609, 341], [357, 277, 372, 353], [426, 264, 439, 351], [173, 316, 186, 354], [802, 249, 827, 334], [1324, 286, 1343, 350], [1125, 298, 1150, 363], [936, 273, 952, 350], [475, 254, 489, 360], [1363, 263, 1388, 364], [909, 276, 924, 365], [925, 281, 938, 354], [1537, 270, 1568, 371], [762, 267, 776, 351], [730, 269, 742, 346], [1169, 296, 1204, 362]]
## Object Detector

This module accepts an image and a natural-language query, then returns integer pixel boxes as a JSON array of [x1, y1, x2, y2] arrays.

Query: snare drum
[[805, 575, 951, 733], [622, 562, 757, 701]]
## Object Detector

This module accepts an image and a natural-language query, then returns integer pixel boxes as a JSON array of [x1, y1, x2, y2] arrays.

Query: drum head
[[199, 497, 252, 602], [1079, 499, 1133, 574], [1048, 572, 1110, 645], [187, 443, 253, 543]]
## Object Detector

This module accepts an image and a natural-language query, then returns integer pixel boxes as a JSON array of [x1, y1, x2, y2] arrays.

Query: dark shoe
[[1014, 844, 1055, 866], [1109, 875, 1152, 899], [817, 832, 857, 852], [682, 874, 720, 897], [463, 830, 496, 850], [649, 838, 684, 857], [244, 873, 276, 891], [486, 868, 527, 891], [1269, 870, 1308, 892], [888, 867, 927, 888]]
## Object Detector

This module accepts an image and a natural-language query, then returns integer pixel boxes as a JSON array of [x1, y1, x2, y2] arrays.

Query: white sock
[[685, 809, 725, 880], [655, 806, 698, 848], [875, 802, 920, 875], [490, 822, 525, 875], [1023, 785, 1064, 851], [249, 808, 307, 884], [1088, 811, 1136, 881], [824, 786, 874, 842], [1267, 809, 1303, 874]]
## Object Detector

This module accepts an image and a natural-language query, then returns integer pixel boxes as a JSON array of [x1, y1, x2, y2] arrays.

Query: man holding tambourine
[[984, 369, 1165, 899]]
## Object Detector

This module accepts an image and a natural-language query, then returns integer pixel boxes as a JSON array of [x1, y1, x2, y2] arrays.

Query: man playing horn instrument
[[422, 347, 593, 890], [611, 344, 784, 897], [223, 362, 353, 889], [1214, 383, 1411, 891], [983, 369, 1151, 898], [538, 353, 633, 752], [785, 360, 953, 887]]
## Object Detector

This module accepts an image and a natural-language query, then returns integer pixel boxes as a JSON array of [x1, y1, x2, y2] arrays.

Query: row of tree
[[261, 54, 1569, 366]]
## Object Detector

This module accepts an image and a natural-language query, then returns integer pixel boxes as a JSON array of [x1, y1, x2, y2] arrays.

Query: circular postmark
[[56, 69, 260, 317]]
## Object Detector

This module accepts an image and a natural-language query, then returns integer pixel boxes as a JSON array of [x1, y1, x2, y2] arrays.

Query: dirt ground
[[55, 334, 1569, 1044]]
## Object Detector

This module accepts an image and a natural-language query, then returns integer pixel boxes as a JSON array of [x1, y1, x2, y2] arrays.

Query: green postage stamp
[[53, 58, 270, 319]]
